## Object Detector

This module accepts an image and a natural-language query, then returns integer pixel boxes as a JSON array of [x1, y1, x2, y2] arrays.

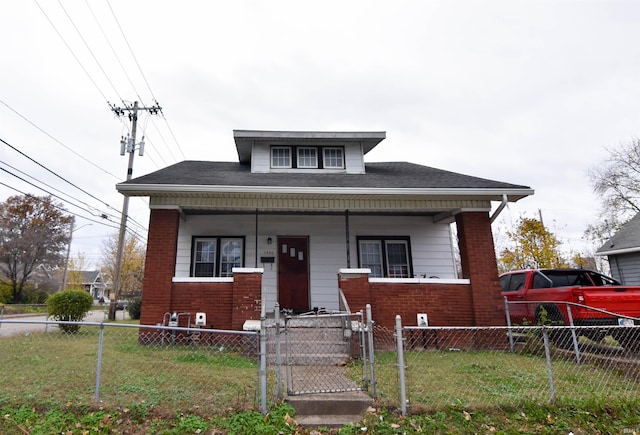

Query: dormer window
[[270, 145, 345, 170], [271, 147, 291, 168], [297, 147, 318, 168], [323, 147, 344, 169]]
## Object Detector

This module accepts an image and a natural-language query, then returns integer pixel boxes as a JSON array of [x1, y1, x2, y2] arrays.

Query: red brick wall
[[140, 209, 180, 326], [231, 271, 263, 330], [139, 207, 263, 331], [338, 212, 505, 329], [455, 212, 504, 326], [338, 272, 473, 330], [170, 282, 233, 329]]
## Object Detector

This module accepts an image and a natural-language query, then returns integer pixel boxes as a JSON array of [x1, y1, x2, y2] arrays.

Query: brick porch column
[[455, 212, 504, 326], [140, 208, 180, 326], [337, 269, 372, 314], [231, 268, 263, 330]]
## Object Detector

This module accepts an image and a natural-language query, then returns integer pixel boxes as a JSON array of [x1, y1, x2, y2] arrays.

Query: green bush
[[46, 289, 94, 333], [127, 297, 142, 320]]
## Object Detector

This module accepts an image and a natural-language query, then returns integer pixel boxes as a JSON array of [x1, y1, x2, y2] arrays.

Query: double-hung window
[[323, 147, 344, 169], [271, 147, 291, 168], [192, 237, 244, 277], [358, 237, 411, 278], [297, 147, 318, 168]]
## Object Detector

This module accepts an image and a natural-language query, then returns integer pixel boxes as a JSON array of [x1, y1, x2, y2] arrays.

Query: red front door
[[278, 236, 309, 313]]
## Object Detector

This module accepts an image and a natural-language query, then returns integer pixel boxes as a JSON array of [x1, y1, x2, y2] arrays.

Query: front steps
[[287, 391, 373, 428]]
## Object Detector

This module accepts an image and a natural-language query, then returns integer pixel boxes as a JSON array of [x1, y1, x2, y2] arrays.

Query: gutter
[[595, 246, 640, 256], [116, 183, 534, 200]]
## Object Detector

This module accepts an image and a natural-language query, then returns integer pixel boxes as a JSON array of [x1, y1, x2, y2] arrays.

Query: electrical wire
[[1, 136, 148, 233], [33, 0, 111, 104], [56, 0, 124, 103]]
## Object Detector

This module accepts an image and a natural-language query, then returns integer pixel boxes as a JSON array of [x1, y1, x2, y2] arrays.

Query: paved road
[[0, 309, 129, 337]]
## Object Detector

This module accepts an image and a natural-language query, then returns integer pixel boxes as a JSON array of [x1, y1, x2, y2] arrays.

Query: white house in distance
[[117, 130, 533, 331]]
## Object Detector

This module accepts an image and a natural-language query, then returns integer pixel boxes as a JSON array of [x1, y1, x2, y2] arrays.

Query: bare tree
[[586, 138, 640, 245], [0, 195, 73, 303]]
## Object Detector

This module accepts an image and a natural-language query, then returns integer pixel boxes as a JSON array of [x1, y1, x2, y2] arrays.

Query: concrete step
[[287, 392, 373, 428], [278, 353, 351, 366]]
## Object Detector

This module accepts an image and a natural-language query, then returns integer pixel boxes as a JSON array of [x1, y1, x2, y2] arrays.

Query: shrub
[[46, 289, 94, 333], [127, 297, 142, 320]]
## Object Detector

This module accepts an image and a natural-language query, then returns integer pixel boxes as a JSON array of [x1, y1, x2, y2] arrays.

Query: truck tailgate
[[581, 287, 640, 317]]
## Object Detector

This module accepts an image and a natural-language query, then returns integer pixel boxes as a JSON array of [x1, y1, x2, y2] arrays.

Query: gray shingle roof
[[597, 212, 640, 254], [121, 161, 531, 191]]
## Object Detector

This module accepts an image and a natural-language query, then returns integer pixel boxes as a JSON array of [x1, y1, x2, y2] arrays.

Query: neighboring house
[[596, 213, 640, 285], [65, 270, 109, 302], [117, 130, 533, 330]]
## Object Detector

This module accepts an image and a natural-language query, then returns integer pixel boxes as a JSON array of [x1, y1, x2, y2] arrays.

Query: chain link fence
[[4, 309, 640, 418], [0, 318, 268, 416], [369, 316, 640, 415]]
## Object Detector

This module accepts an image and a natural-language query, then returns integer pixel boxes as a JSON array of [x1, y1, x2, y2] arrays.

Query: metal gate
[[280, 311, 373, 395]]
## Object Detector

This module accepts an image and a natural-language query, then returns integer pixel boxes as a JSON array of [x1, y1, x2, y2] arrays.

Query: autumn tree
[[99, 232, 145, 304], [0, 195, 73, 303], [586, 138, 640, 245], [498, 217, 566, 272]]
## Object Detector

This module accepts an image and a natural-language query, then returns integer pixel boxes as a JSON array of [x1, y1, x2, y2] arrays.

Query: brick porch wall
[[139, 208, 262, 330], [339, 211, 505, 329], [339, 272, 473, 329]]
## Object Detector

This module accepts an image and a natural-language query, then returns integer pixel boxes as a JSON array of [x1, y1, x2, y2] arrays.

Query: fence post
[[274, 302, 283, 399], [504, 297, 515, 352], [565, 305, 581, 364], [366, 304, 376, 397], [359, 309, 368, 389], [260, 309, 267, 415], [395, 315, 407, 416], [94, 323, 105, 402], [542, 326, 556, 403]]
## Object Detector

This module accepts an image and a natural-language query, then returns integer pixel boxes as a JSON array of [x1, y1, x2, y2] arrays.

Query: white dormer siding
[[234, 130, 385, 174], [250, 141, 366, 174]]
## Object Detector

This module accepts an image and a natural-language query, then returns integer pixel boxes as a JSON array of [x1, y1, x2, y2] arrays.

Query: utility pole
[[108, 100, 161, 320]]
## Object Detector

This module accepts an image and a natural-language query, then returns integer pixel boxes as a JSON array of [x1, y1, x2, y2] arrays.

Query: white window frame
[[271, 147, 292, 168], [323, 147, 344, 169], [192, 237, 244, 277], [358, 237, 411, 278], [297, 147, 318, 168], [359, 240, 384, 278]]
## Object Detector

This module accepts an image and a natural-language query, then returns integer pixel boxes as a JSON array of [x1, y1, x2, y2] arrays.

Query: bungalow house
[[116, 130, 533, 330], [596, 212, 640, 285], [64, 270, 109, 303]]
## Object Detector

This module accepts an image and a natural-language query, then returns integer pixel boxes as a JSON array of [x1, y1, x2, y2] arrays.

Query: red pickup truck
[[500, 269, 640, 332]]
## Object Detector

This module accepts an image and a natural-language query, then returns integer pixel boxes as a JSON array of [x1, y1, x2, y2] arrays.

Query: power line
[[1, 98, 121, 180], [0, 136, 148, 232], [56, 0, 124, 102], [33, 0, 111, 104]]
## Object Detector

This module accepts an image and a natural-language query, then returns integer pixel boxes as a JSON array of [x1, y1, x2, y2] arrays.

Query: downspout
[[345, 210, 351, 268], [255, 208, 259, 267], [490, 195, 509, 223]]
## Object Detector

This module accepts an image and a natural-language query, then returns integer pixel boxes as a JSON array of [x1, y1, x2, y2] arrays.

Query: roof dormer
[[233, 130, 386, 174]]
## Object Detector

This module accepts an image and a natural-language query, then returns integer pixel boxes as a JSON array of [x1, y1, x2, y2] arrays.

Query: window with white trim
[[271, 147, 291, 168], [297, 147, 318, 168], [357, 237, 411, 278], [323, 147, 344, 169], [192, 237, 244, 277]]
